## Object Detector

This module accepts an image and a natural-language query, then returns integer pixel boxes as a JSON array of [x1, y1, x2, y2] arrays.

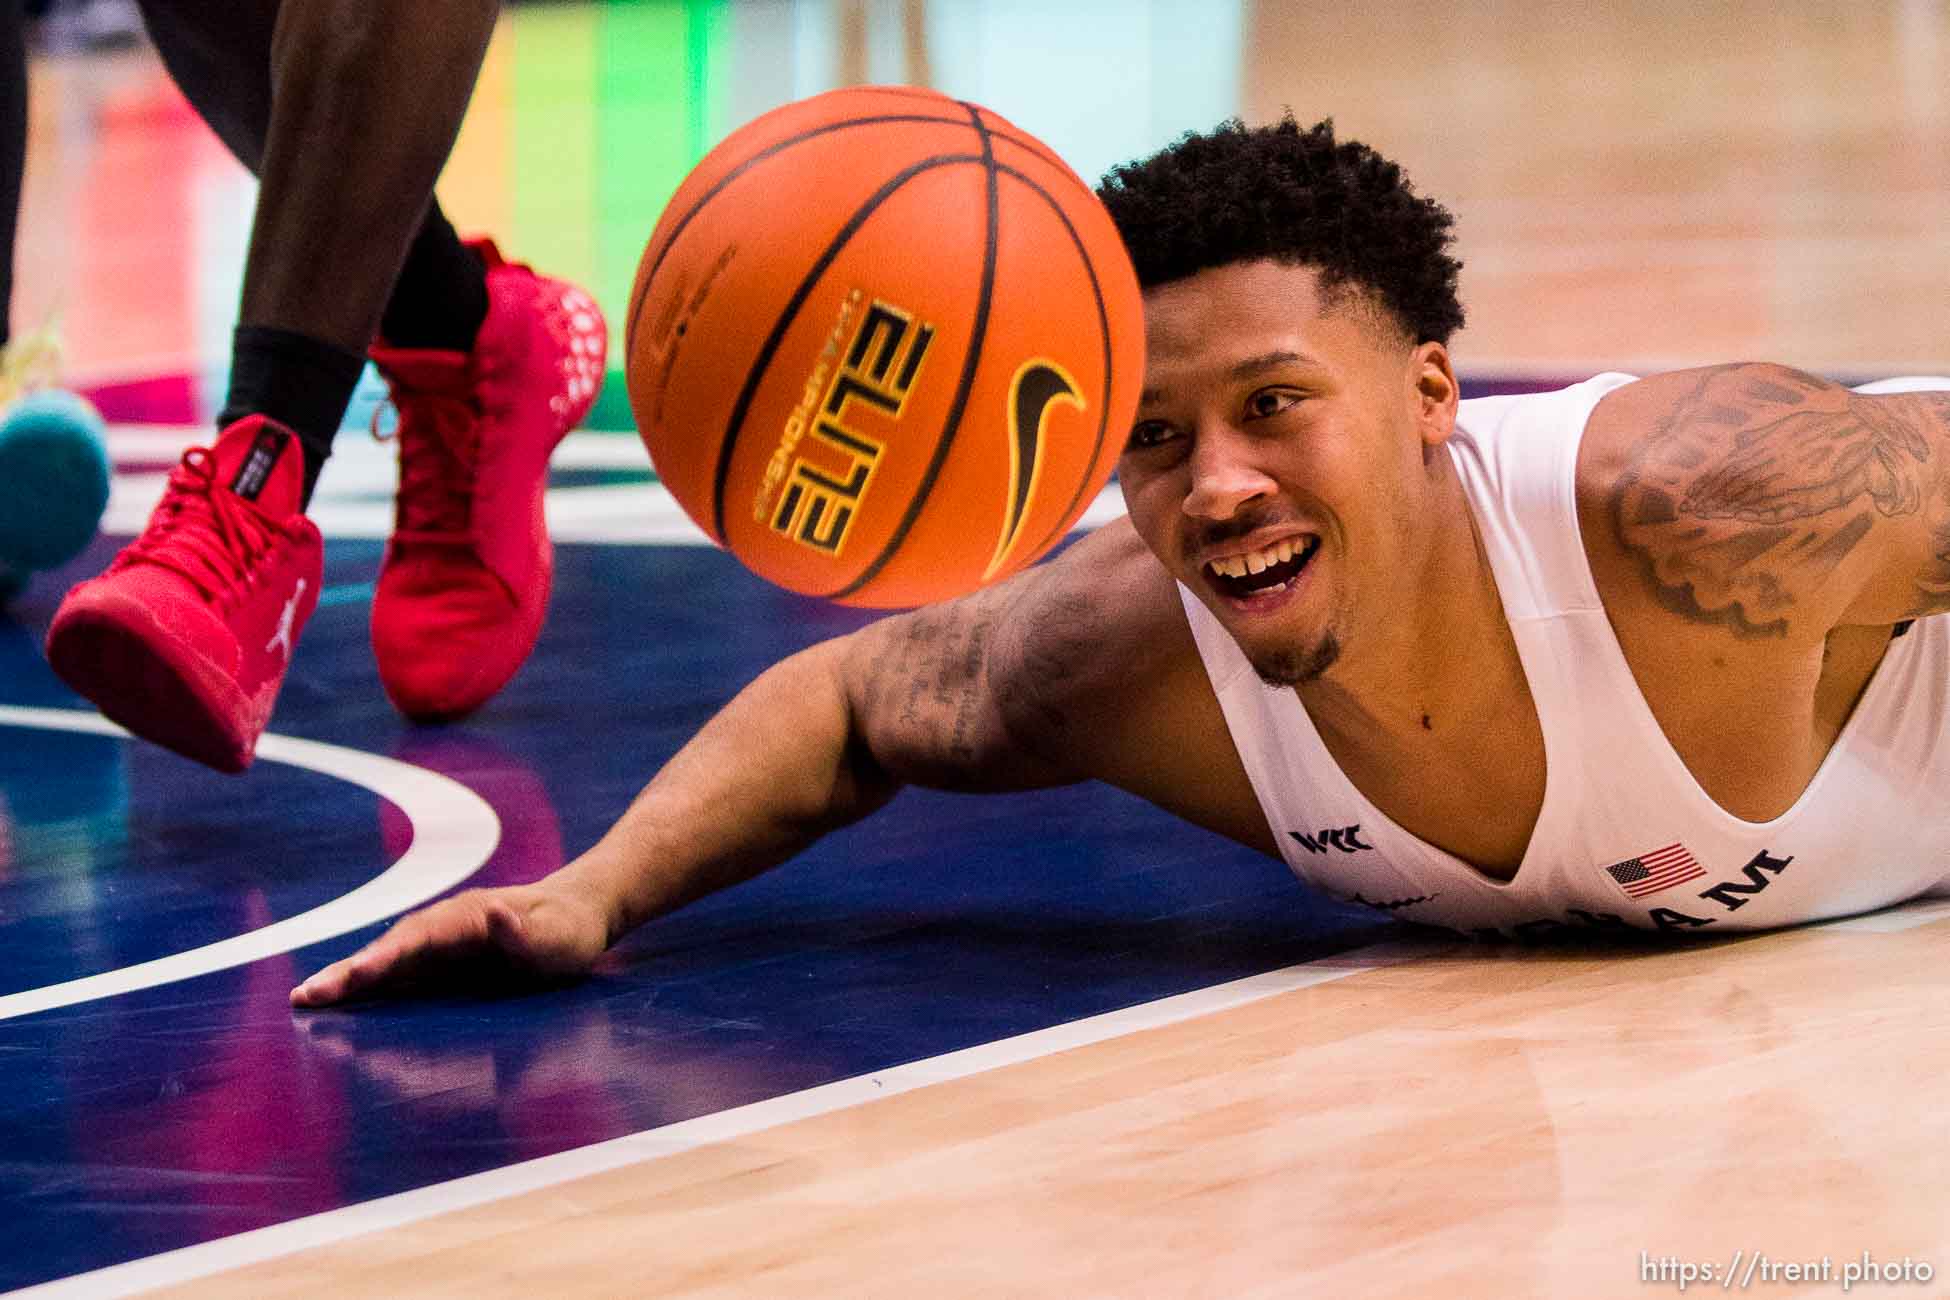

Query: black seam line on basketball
[[849, 86, 958, 106], [707, 152, 985, 541], [939, 97, 1076, 181], [625, 115, 1070, 364], [824, 104, 1000, 601], [626, 114, 957, 360], [990, 161, 1116, 562]]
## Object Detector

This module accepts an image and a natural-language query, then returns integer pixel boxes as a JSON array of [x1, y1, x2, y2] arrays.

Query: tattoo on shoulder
[[1608, 366, 1950, 637]]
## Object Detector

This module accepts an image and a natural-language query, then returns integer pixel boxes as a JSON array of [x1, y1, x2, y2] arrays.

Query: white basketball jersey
[[1180, 374, 1950, 936]]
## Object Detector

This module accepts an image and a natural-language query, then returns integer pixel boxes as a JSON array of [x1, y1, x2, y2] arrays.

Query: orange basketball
[[625, 85, 1144, 607]]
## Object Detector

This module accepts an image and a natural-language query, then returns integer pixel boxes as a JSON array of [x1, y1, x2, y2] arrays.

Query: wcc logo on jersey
[[772, 298, 934, 555], [1289, 824, 1374, 855]]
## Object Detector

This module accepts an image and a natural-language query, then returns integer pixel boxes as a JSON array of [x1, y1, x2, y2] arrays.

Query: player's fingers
[[288, 962, 349, 1007], [290, 895, 498, 1007], [289, 943, 400, 1006]]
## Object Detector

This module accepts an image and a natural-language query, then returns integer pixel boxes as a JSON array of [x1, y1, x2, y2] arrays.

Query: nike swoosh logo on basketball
[[986, 360, 1084, 581]]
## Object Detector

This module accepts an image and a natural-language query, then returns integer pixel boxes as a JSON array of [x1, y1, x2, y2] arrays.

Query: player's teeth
[[1211, 543, 1312, 580]]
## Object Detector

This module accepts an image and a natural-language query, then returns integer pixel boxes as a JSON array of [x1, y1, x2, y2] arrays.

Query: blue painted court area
[[0, 526, 1395, 1294]]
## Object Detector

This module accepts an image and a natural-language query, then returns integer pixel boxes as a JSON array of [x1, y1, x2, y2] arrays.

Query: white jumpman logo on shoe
[[266, 578, 306, 660]]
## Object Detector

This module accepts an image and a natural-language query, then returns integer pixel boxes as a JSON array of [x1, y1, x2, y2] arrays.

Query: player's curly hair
[[1097, 115, 1465, 345]]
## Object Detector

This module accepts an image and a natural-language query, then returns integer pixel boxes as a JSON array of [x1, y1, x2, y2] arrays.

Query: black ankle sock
[[217, 325, 367, 507], [378, 209, 489, 354]]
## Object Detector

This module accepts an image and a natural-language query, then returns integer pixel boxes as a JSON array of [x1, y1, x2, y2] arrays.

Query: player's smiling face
[[1118, 260, 1459, 686]]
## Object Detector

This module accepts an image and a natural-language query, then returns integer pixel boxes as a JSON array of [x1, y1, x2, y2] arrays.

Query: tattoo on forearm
[[944, 617, 988, 762], [864, 591, 1005, 769], [1609, 367, 1950, 636], [1001, 590, 1096, 739]]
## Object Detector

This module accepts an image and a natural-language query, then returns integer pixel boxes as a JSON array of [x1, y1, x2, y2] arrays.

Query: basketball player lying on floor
[[293, 115, 1950, 1006]]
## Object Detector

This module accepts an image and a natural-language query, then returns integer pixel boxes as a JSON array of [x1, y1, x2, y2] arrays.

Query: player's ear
[[1411, 341, 1459, 449]]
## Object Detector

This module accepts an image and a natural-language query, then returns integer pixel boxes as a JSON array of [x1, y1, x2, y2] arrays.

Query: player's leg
[[176, 0, 607, 723], [45, 0, 603, 766], [127, 0, 497, 489], [41, 0, 497, 768], [122, 0, 492, 364], [149, 0, 607, 722]]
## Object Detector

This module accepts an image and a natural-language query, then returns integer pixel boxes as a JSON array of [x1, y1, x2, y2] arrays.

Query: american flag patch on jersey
[[1603, 843, 1706, 899]]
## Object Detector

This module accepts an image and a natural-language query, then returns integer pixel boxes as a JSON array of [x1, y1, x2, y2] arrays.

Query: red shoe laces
[[377, 389, 479, 544], [122, 447, 281, 603]]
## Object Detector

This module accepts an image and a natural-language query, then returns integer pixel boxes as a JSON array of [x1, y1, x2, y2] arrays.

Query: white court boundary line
[[0, 706, 501, 1021], [2, 939, 1436, 1300]]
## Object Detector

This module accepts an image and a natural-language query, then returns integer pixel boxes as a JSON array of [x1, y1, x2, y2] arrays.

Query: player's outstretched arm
[[292, 521, 1192, 1008]]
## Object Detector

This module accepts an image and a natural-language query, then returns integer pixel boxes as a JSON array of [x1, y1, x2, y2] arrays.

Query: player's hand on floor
[[289, 884, 610, 1008]]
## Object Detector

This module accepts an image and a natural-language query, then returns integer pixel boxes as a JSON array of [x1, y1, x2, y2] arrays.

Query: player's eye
[[1245, 388, 1301, 420], [1125, 419, 1179, 451]]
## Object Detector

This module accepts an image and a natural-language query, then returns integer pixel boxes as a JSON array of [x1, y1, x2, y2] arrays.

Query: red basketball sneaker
[[369, 240, 605, 721], [44, 416, 322, 773]]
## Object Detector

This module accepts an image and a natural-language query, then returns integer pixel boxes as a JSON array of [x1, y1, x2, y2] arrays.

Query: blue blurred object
[[0, 388, 112, 600]]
